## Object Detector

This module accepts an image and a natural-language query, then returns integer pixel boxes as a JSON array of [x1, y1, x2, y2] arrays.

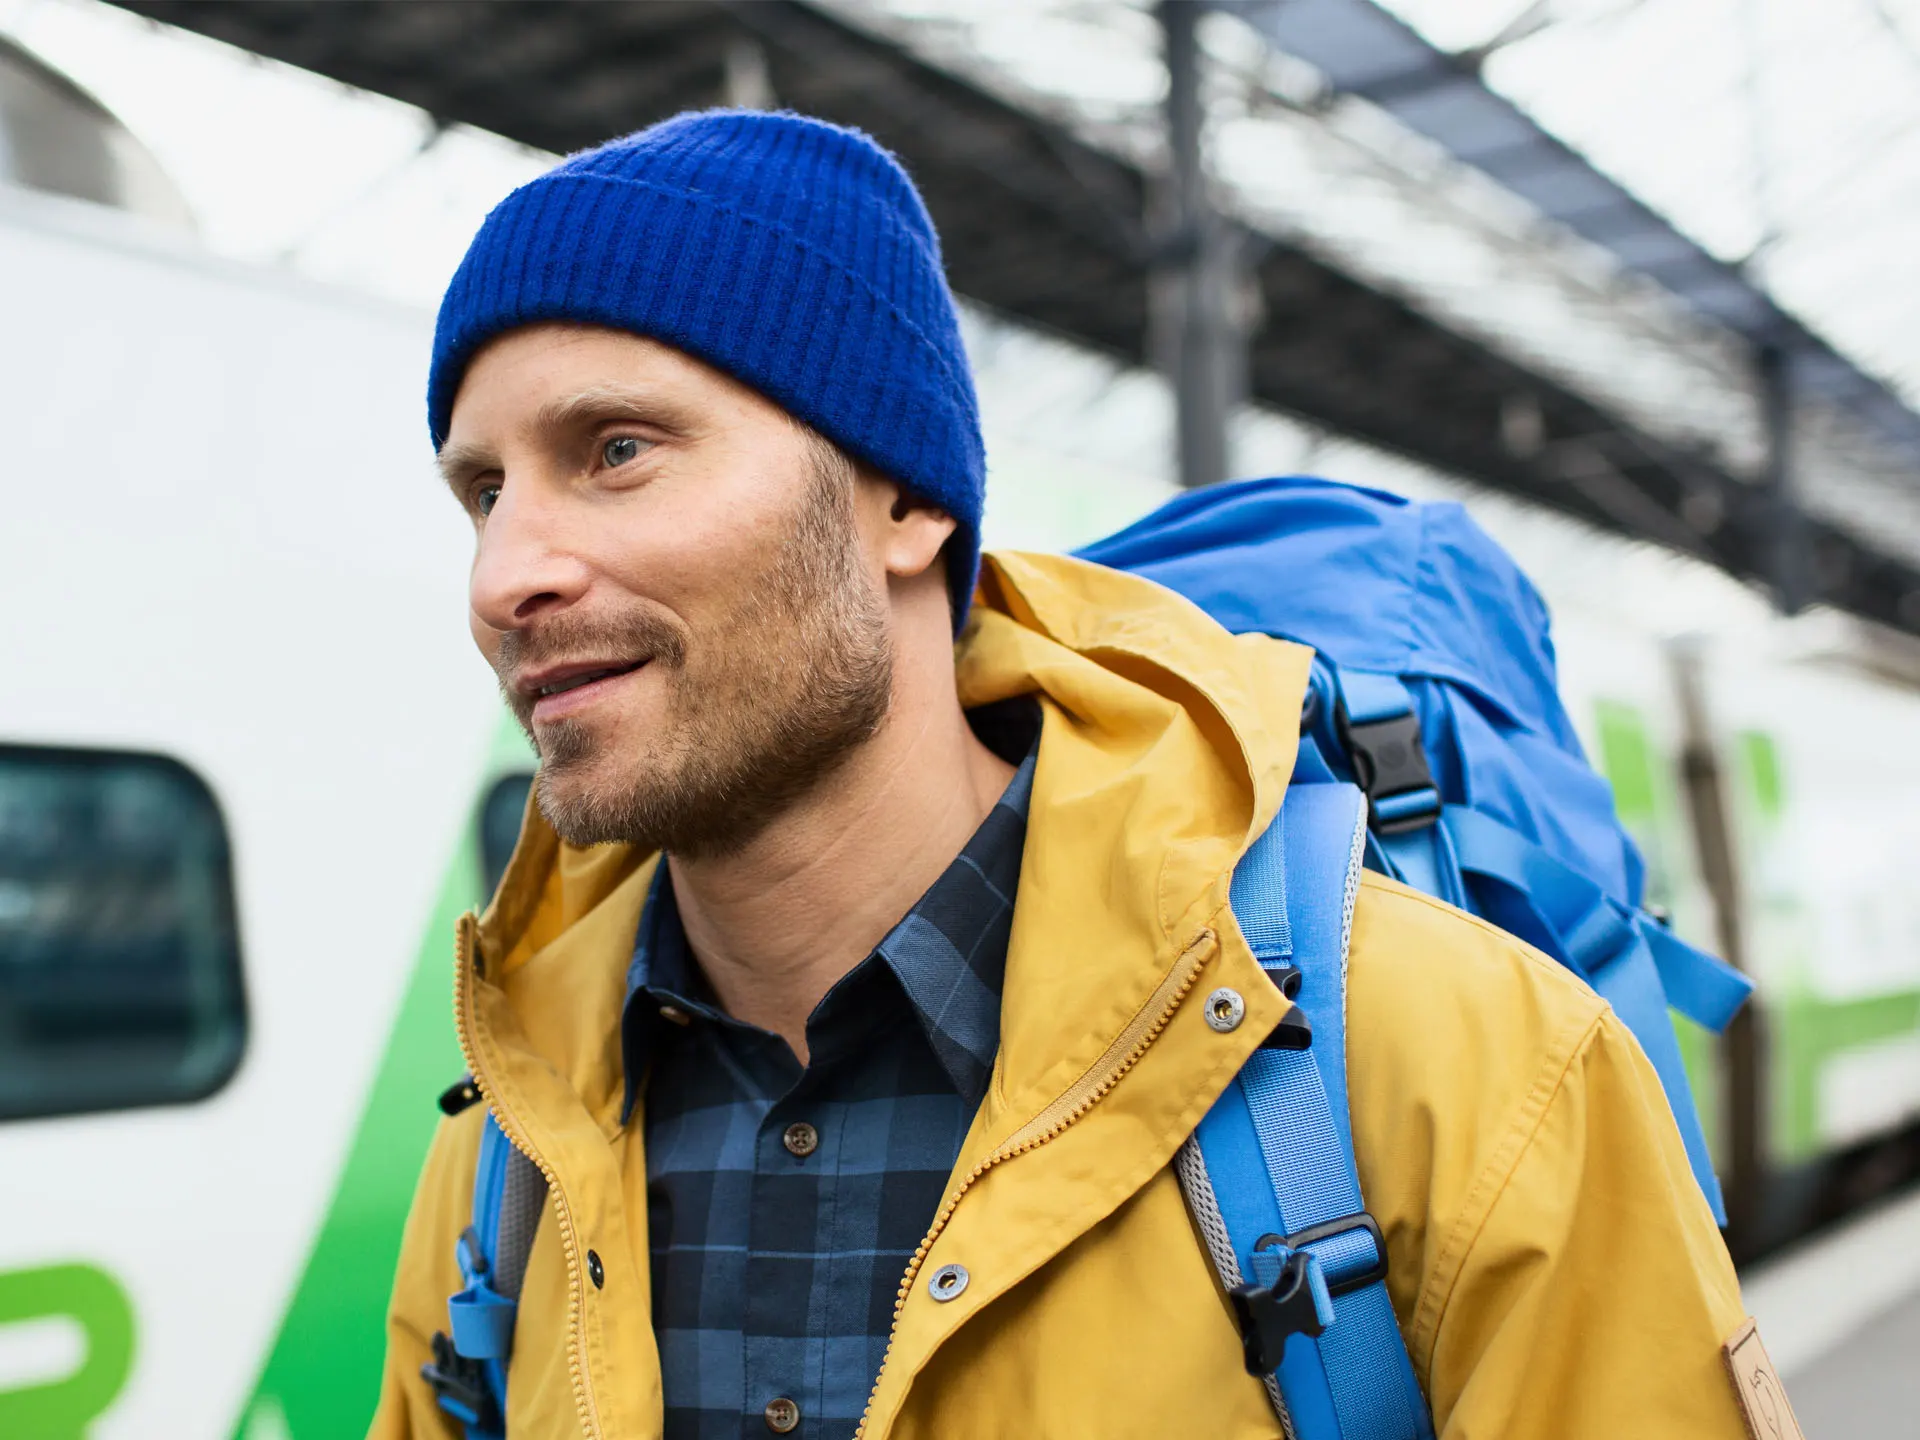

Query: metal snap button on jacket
[[928, 1262, 970, 1301], [764, 1396, 800, 1433], [1204, 986, 1246, 1033], [782, 1121, 819, 1157]]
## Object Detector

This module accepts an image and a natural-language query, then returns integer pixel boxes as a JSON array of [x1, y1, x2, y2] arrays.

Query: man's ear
[[864, 475, 956, 582]]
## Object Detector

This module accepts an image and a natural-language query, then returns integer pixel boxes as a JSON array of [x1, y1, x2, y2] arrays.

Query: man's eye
[[475, 486, 501, 517], [601, 436, 643, 468]]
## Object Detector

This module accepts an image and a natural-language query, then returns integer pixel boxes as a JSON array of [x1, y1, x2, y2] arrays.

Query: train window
[[0, 746, 246, 1122], [479, 773, 535, 898]]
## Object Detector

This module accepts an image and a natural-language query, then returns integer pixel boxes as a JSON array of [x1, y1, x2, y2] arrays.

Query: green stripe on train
[[233, 825, 477, 1439], [236, 719, 532, 1438], [1775, 989, 1920, 1160], [1595, 702, 1920, 1164], [1593, 701, 1726, 1152]]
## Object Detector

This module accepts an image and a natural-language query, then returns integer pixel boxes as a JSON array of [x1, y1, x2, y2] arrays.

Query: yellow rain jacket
[[372, 552, 1754, 1440]]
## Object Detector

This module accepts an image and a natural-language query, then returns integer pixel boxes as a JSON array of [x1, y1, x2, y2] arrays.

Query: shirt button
[[764, 1397, 801, 1433], [658, 1004, 693, 1026], [782, 1121, 819, 1157]]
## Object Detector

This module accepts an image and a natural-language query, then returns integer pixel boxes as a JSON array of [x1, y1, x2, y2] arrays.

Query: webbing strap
[[1191, 783, 1433, 1440], [1640, 917, 1753, 1034], [1442, 806, 1749, 1224], [1440, 806, 1753, 1018], [1375, 823, 1468, 911], [1338, 671, 1412, 727]]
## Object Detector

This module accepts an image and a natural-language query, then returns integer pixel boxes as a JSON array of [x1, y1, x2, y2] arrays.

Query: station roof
[[1227, 0, 1920, 470], [111, 0, 1920, 634]]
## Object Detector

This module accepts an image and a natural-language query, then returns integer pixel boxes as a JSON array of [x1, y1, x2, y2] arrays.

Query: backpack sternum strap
[[421, 1330, 502, 1435], [1229, 1242, 1334, 1377]]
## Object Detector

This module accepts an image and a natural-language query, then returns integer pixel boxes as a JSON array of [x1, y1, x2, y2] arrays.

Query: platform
[[1742, 1183, 1920, 1436]]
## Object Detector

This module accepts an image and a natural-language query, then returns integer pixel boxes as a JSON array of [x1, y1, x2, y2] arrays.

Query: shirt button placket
[[749, 1110, 827, 1440]]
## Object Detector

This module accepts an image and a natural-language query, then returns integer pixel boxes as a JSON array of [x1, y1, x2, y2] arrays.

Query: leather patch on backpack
[[1722, 1318, 1805, 1440]]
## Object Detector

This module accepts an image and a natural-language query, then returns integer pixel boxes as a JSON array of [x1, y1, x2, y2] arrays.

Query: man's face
[[441, 324, 895, 858]]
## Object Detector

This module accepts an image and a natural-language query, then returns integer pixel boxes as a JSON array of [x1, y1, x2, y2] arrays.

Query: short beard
[[497, 436, 894, 860]]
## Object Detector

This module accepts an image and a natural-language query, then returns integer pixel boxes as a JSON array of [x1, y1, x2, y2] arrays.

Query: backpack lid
[[1076, 475, 1642, 907], [1076, 475, 1577, 750]]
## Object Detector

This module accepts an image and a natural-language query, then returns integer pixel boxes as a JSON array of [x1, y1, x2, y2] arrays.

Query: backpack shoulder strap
[[1177, 781, 1433, 1440], [424, 1107, 548, 1440]]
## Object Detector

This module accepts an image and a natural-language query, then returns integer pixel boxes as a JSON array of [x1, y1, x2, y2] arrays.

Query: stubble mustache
[[492, 607, 689, 745]]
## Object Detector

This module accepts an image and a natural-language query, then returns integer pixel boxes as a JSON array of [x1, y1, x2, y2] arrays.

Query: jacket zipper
[[852, 927, 1220, 1440], [453, 913, 606, 1440]]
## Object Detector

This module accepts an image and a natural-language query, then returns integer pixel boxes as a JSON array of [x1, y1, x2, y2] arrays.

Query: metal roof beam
[[1219, 0, 1920, 468]]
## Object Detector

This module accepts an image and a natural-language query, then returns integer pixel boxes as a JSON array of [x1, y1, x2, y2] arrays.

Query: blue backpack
[[428, 474, 1752, 1440], [1076, 474, 1752, 1439]]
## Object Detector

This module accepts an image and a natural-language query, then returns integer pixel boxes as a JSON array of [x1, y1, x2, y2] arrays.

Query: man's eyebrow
[[435, 440, 494, 492], [530, 384, 686, 437]]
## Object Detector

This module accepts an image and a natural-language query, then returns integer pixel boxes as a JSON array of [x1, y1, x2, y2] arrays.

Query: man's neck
[[667, 695, 1018, 1066]]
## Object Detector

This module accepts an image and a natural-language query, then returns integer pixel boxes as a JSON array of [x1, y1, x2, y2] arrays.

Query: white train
[[3, 134, 1918, 1440]]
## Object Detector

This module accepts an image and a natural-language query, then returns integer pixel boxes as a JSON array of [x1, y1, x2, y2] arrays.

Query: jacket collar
[[951, 552, 1304, 1127]]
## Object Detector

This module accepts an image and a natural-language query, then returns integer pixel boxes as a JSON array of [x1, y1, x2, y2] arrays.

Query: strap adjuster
[[422, 1329, 501, 1431], [1226, 1212, 1390, 1376], [1284, 1211, 1389, 1296], [1337, 707, 1440, 835]]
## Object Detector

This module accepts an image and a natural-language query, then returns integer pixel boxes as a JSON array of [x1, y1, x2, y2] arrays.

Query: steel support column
[[1758, 341, 1809, 613], [1671, 642, 1764, 1258], [1157, 0, 1243, 488]]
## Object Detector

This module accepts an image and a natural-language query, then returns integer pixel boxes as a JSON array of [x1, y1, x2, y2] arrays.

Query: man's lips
[[516, 658, 650, 722]]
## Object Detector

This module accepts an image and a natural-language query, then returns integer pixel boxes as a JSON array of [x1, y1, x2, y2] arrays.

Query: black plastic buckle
[[422, 1329, 501, 1429], [1259, 963, 1312, 1051], [1337, 708, 1439, 835], [1226, 1213, 1389, 1377], [1228, 1247, 1325, 1376]]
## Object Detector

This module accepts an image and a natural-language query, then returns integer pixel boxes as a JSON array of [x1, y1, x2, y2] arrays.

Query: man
[[374, 110, 1758, 1440]]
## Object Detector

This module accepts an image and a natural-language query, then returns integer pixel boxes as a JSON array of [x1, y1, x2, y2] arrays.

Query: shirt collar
[[875, 747, 1033, 1103], [622, 728, 1037, 1120]]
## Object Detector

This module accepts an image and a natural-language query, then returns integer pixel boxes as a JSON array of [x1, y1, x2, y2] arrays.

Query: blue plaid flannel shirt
[[623, 719, 1037, 1440]]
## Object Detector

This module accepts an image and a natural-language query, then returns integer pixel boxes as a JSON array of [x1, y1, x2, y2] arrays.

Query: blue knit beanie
[[428, 110, 986, 625]]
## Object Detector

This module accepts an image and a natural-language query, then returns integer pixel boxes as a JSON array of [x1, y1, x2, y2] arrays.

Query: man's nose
[[468, 480, 592, 632]]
